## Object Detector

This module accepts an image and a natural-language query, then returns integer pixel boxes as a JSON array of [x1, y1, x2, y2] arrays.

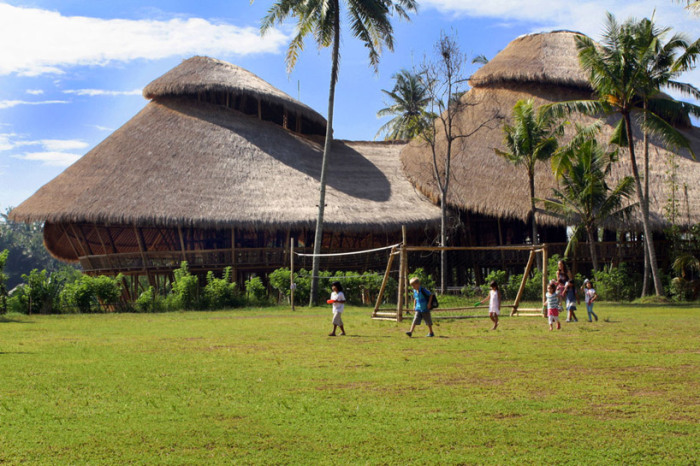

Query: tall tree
[[419, 33, 501, 293], [376, 69, 431, 140], [545, 133, 636, 271], [546, 13, 697, 296], [630, 17, 700, 296], [258, 0, 417, 305], [495, 99, 560, 262]]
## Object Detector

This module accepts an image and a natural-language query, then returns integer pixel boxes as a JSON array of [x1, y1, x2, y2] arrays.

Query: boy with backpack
[[406, 277, 436, 338]]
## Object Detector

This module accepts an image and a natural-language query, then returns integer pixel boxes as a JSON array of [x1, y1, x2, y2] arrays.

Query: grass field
[[1, 303, 698, 464]]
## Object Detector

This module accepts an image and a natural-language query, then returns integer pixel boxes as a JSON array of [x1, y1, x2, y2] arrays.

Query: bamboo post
[[511, 248, 536, 316], [398, 226, 408, 322], [542, 244, 548, 317], [290, 237, 295, 311], [397, 246, 405, 322], [373, 246, 397, 317]]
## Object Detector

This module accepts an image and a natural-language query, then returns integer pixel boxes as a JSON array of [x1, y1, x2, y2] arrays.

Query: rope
[[293, 243, 400, 258]]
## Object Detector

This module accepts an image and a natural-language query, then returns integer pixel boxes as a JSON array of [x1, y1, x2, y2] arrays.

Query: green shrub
[[135, 286, 166, 313], [59, 274, 123, 313], [0, 249, 8, 314], [14, 269, 64, 314], [593, 263, 640, 302], [204, 267, 240, 308], [244, 275, 268, 304], [171, 262, 201, 310]]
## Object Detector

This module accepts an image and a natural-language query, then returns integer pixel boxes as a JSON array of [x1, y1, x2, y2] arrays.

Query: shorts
[[489, 309, 500, 316], [412, 310, 432, 326], [548, 315, 560, 325], [332, 312, 343, 326], [566, 301, 577, 311]]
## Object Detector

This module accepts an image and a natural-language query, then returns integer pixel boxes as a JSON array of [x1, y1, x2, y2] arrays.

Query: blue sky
[[1, 0, 699, 211]]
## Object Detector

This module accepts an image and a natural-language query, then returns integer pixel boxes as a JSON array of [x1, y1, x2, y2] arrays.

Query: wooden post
[[397, 226, 408, 322], [541, 244, 548, 317], [511, 248, 535, 316], [177, 227, 187, 262], [257, 98, 262, 119], [231, 228, 237, 279], [290, 237, 295, 311], [373, 246, 397, 317], [397, 245, 405, 322]]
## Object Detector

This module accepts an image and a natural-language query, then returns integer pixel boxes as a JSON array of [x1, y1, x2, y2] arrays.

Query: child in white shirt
[[583, 279, 598, 322], [328, 281, 346, 336]]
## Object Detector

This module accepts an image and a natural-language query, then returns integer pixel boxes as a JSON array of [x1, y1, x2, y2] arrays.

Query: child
[[478, 280, 501, 330], [564, 280, 579, 322], [328, 281, 346, 336], [583, 279, 598, 322], [544, 282, 562, 331], [405, 277, 435, 338]]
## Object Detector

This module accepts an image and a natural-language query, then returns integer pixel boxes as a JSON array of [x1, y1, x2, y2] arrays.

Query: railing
[[78, 241, 694, 274]]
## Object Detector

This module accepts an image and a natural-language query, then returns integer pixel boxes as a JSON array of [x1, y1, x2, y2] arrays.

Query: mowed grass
[[0, 303, 698, 464]]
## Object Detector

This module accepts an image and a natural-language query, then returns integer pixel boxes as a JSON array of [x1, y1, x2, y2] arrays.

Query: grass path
[[1, 304, 698, 464]]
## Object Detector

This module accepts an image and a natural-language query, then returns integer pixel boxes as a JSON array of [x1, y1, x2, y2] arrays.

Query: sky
[[1, 0, 699, 211]]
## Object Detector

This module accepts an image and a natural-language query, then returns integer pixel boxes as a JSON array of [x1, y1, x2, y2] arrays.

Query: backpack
[[420, 287, 439, 309]]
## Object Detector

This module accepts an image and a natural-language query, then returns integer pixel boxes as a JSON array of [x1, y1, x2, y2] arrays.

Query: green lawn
[[1, 304, 698, 464]]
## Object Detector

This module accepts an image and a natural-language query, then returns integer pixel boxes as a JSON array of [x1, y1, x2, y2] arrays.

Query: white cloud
[[13, 151, 81, 167], [423, 1, 700, 92], [87, 124, 115, 132], [0, 99, 69, 109], [63, 88, 142, 97], [0, 3, 289, 76], [422, 1, 700, 40], [0, 134, 89, 152], [40, 139, 90, 151], [26, 89, 44, 95]]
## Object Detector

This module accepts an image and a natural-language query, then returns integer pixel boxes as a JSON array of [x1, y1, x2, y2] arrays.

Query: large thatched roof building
[[10, 56, 441, 294], [402, 31, 700, 240]]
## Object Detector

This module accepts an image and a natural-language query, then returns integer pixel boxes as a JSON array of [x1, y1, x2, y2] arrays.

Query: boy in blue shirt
[[406, 277, 435, 337]]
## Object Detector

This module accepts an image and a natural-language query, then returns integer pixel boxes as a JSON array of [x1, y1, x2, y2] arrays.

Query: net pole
[[290, 237, 295, 311], [541, 243, 548, 317]]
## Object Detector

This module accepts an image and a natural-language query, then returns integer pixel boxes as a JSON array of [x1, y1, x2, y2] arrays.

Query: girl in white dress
[[478, 280, 501, 330]]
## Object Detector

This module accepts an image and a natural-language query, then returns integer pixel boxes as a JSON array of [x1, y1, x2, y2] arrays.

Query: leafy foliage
[[376, 69, 432, 140]]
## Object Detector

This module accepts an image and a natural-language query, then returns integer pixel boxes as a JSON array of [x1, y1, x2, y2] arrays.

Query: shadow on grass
[[0, 351, 35, 355], [0, 317, 34, 324]]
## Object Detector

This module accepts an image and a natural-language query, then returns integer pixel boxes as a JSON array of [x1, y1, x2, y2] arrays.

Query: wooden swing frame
[[371, 241, 549, 322]]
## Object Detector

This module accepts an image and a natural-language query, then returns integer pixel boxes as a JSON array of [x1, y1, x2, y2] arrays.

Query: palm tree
[[545, 13, 697, 296], [376, 69, 431, 140], [495, 99, 560, 257], [259, 0, 417, 305], [630, 18, 700, 295], [545, 134, 636, 271]]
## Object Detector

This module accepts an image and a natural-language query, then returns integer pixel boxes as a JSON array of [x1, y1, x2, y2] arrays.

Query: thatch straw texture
[[469, 31, 590, 89], [401, 82, 700, 231], [143, 56, 326, 127], [10, 96, 440, 232]]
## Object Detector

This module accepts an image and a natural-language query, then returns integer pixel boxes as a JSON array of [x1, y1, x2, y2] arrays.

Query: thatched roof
[[402, 30, 700, 231], [143, 56, 327, 128], [9, 96, 440, 232], [401, 85, 700, 231], [469, 31, 590, 90]]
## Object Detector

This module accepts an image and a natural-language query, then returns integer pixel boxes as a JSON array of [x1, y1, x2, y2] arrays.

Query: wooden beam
[[177, 226, 187, 262], [373, 246, 397, 317], [93, 224, 108, 255], [69, 224, 89, 257], [60, 224, 82, 259], [257, 98, 262, 119], [511, 249, 536, 316]]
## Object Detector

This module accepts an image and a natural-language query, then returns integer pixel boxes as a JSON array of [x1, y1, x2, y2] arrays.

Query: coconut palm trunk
[[623, 112, 664, 295], [642, 104, 651, 297], [586, 225, 599, 272], [309, 2, 340, 306]]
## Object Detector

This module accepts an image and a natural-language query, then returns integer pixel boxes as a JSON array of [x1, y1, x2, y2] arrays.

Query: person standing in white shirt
[[328, 281, 346, 336]]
